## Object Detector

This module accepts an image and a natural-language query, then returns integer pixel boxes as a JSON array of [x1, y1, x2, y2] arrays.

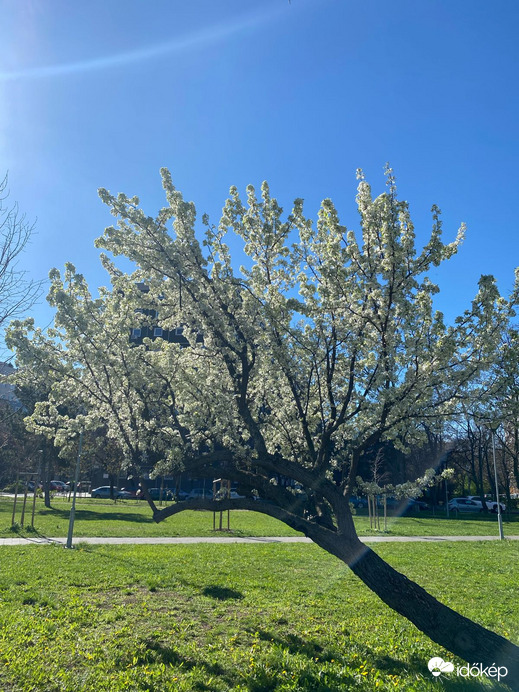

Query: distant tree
[[448, 323, 519, 505], [448, 418, 498, 508], [0, 174, 41, 334], [0, 173, 43, 490], [0, 402, 40, 488], [10, 379, 71, 506], [492, 327, 519, 495], [7, 168, 519, 675]]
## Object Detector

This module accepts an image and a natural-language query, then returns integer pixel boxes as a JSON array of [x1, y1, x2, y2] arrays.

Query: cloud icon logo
[[428, 657, 455, 677]]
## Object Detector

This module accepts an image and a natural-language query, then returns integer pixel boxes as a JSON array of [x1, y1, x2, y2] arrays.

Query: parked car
[[120, 487, 138, 498], [213, 490, 244, 500], [448, 498, 484, 513], [377, 496, 398, 509], [185, 487, 246, 501], [467, 494, 492, 502], [175, 490, 190, 501], [375, 497, 404, 510], [90, 486, 131, 499], [349, 496, 367, 510], [466, 496, 506, 513], [137, 487, 173, 501], [186, 488, 210, 501], [375, 497, 429, 513], [405, 499, 430, 512], [50, 480, 70, 492], [117, 489, 135, 499]]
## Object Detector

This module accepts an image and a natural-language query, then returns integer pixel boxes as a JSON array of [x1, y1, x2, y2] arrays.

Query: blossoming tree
[[8, 169, 519, 675]]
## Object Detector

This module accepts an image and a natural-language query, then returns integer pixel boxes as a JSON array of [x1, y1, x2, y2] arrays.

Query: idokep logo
[[427, 657, 508, 682], [428, 657, 454, 677]]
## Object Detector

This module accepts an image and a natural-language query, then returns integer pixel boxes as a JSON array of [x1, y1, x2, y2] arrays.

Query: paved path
[[1, 535, 518, 546]]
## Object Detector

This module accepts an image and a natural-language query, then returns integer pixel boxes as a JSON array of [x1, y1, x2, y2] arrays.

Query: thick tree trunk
[[323, 532, 519, 687]]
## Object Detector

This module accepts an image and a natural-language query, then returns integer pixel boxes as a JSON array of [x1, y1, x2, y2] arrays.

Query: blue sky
[[1, 0, 518, 332]]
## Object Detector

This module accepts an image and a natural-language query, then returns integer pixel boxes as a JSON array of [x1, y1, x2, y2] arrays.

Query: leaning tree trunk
[[316, 527, 519, 686], [357, 546, 517, 668]]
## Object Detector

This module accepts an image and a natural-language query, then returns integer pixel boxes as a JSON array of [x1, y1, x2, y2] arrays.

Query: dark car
[[50, 480, 70, 492], [349, 496, 367, 510], [376, 496, 401, 510], [137, 487, 173, 501], [120, 487, 138, 498], [376, 497, 429, 513], [117, 490, 135, 499], [404, 498, 430, 513], [186, 488, 210, 501]]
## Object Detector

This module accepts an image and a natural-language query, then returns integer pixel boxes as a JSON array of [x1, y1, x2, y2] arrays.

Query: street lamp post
[[66, 430, 83, 549], [491, 429, 505, 540]]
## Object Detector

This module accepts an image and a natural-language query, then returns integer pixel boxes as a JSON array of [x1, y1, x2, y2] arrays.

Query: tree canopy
[[7, 168, 519, 676]]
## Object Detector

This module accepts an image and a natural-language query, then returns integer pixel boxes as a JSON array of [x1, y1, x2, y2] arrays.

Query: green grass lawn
[[0, 541, 517, 691], [1, 496, 518, 539], [353, 512, 519, 537], [1, 497, 301, 538]]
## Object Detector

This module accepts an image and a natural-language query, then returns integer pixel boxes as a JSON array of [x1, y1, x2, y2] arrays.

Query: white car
[[90, 486, 132, 499], [466, 496, 506, 513], [448, 498, 484, 513], [213, 489, 245, 500]]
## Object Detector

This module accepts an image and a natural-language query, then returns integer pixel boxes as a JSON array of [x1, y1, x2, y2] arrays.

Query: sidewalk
[[1, 535, 518, 546]]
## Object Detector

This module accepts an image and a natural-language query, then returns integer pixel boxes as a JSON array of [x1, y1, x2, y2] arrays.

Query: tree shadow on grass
[[253, 628, 328, 660], [202, 584, 244, 601], [123, 637, 237, 691], [373, 652, 510, 689], [248, 629, 506, 691], [38, 507, 154, 524]]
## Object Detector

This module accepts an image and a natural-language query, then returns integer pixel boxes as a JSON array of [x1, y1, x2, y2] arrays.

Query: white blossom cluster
[[355, 467, 454, 500]]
